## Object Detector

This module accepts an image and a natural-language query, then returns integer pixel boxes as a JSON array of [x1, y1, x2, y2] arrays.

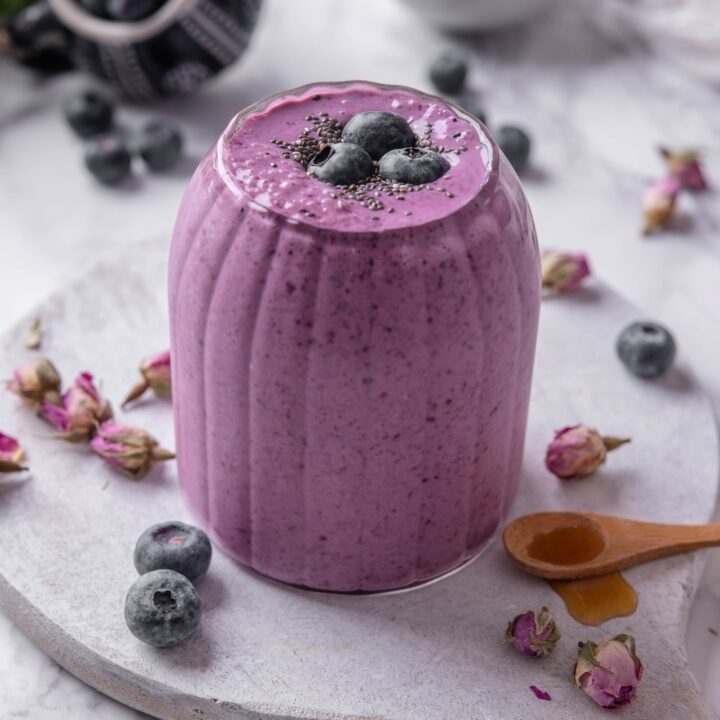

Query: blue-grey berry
[[378, 147, 450, 185], [616, 321, 676, 379], [125, 569, 201, 648], [134, 521, 212, 582], [136, 120, 183, 171], [65, 90, 114, 138], [307, 143, 373, 186], [341, 111, 415, 161], [429, 52, 467, 95], [497, 125, 531, 175], [84, 135, 132, 185]]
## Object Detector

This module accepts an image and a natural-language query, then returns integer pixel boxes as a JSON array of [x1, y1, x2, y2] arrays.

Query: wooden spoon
[[503, 511, 720, 580]]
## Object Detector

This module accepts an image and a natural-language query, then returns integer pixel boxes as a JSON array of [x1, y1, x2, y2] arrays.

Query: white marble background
[[1, 0, 720, 717]]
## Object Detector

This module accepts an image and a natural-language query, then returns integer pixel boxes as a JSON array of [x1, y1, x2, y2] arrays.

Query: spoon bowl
[[503, 512, 720, 580]]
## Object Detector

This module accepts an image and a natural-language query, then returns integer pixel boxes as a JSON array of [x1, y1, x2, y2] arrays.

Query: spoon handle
[[615, 520, 720, 566]]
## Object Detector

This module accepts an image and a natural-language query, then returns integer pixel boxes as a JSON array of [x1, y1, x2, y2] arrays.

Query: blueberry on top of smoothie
[[307, 142, 374, 186], [379, 147, 450, 185], [341, 111, 416, 160], [106, 0, 164, 21]]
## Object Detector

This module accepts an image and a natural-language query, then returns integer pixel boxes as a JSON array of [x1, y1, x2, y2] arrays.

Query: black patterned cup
[[48, 0, 261, 99]]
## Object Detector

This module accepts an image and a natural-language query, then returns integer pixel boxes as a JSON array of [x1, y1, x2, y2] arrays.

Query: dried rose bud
[[6, 357, 62, 408], [121, 349, 171, 408], [505, 606, 560, 657], [642, 176, 681, 235], [90, 421, 175, 480], [574, 634, 643, 710], [40, 372, 113, 442], [0, 432, 27, 474], [660, 147, 708, 192], [546, 424, 630, 480], [541, 251, 591, 294]]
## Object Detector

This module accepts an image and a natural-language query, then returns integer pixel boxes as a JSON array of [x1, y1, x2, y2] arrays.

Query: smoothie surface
[[220, 82, 492, 232]]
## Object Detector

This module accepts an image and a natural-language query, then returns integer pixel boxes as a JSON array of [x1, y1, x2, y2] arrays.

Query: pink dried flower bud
[[505, 606, 560, 657], [0, 432, 27, 473], [574, 634, 643, 710], [90, 421, 175, 480], [40, 372, 113, 442], [642, 176, 682, 235], [660, 147, 708, 192], [545, 424, 630, 480], [6, 358, 62, 408], [122, 350, 171, 408], [541, 251, 591, 294]]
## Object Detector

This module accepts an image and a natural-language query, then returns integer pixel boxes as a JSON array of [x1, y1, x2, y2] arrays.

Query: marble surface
[[1, 0, 720, 716]]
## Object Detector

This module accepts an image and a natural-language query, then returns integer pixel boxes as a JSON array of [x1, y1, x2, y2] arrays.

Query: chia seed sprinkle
[[270, 111, 466, 213]]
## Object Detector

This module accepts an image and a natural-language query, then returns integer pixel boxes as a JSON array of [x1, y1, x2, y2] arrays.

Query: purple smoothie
[[169, 81, 540, 592]]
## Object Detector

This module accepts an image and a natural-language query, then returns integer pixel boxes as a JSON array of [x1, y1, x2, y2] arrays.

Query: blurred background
[[1, 0, 720, 716]]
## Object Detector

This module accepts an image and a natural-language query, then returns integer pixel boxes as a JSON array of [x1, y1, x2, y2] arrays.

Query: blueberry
[[106, 0, 163, 21], [84, 136, 132, 185], [378, 147, 450, 185], [134, 521, 212, 582], [135, 120, 183, 171], [124, 569, 201, 648], [78, 0, 110, 18], [616, 321, 676, 379], [64, 90, 114, 138], [429, 52, 467, 95], [458, 96, 487, 127], [307, 143, 373, 186], [341, 111, 415, 161], [497, 125, 531, 175]]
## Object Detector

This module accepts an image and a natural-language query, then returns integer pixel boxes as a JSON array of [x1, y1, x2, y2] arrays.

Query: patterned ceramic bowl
[[48, 0, 261, 99]]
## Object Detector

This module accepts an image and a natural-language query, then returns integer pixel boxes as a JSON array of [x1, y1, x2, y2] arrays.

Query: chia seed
[[270, 111, 465, 213]]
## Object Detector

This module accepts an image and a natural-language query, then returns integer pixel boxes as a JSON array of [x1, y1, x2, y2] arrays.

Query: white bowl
[[397, 0, 557, 30]]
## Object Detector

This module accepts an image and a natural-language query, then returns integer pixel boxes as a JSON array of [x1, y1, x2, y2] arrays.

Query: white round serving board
[[0, 239, 717, 720]]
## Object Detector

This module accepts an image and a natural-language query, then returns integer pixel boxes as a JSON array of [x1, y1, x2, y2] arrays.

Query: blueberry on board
[[134, 521, 212, 582], [497, 125, 531, 175], [84, 135, 132, 185], [307, 143, 373, 186], [64, 90, 114, 138], [378, 147, 450, 185], [429, 52, 467, 95], [106, 0, 163, 21], [616, 321, 676, 379], [125, 569, 201, 648], [341, 111, 416, 161], [135, 120, 183, 171]]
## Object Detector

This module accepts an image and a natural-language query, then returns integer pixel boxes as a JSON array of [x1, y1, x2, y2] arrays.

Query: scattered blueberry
[[106, 0, 163, 21], [134, 521, 212, 582], [616, 321, 676, 379], [378, 147, 450, 185], [429, 52, 467, 95], [64, 90, 114, 138], [84, 135, 132, 185], [78, 0, 110, 18], [307, 143, 373, 186], [458, 96, 487, 127], [497, 125, 531, 175], [135, 120, 183, 171], [124, 569, 201, 648], [341, 111, 416, 161]]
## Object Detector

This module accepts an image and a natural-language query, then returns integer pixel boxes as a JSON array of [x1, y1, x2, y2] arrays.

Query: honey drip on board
[[527, 521, 638, 626]]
